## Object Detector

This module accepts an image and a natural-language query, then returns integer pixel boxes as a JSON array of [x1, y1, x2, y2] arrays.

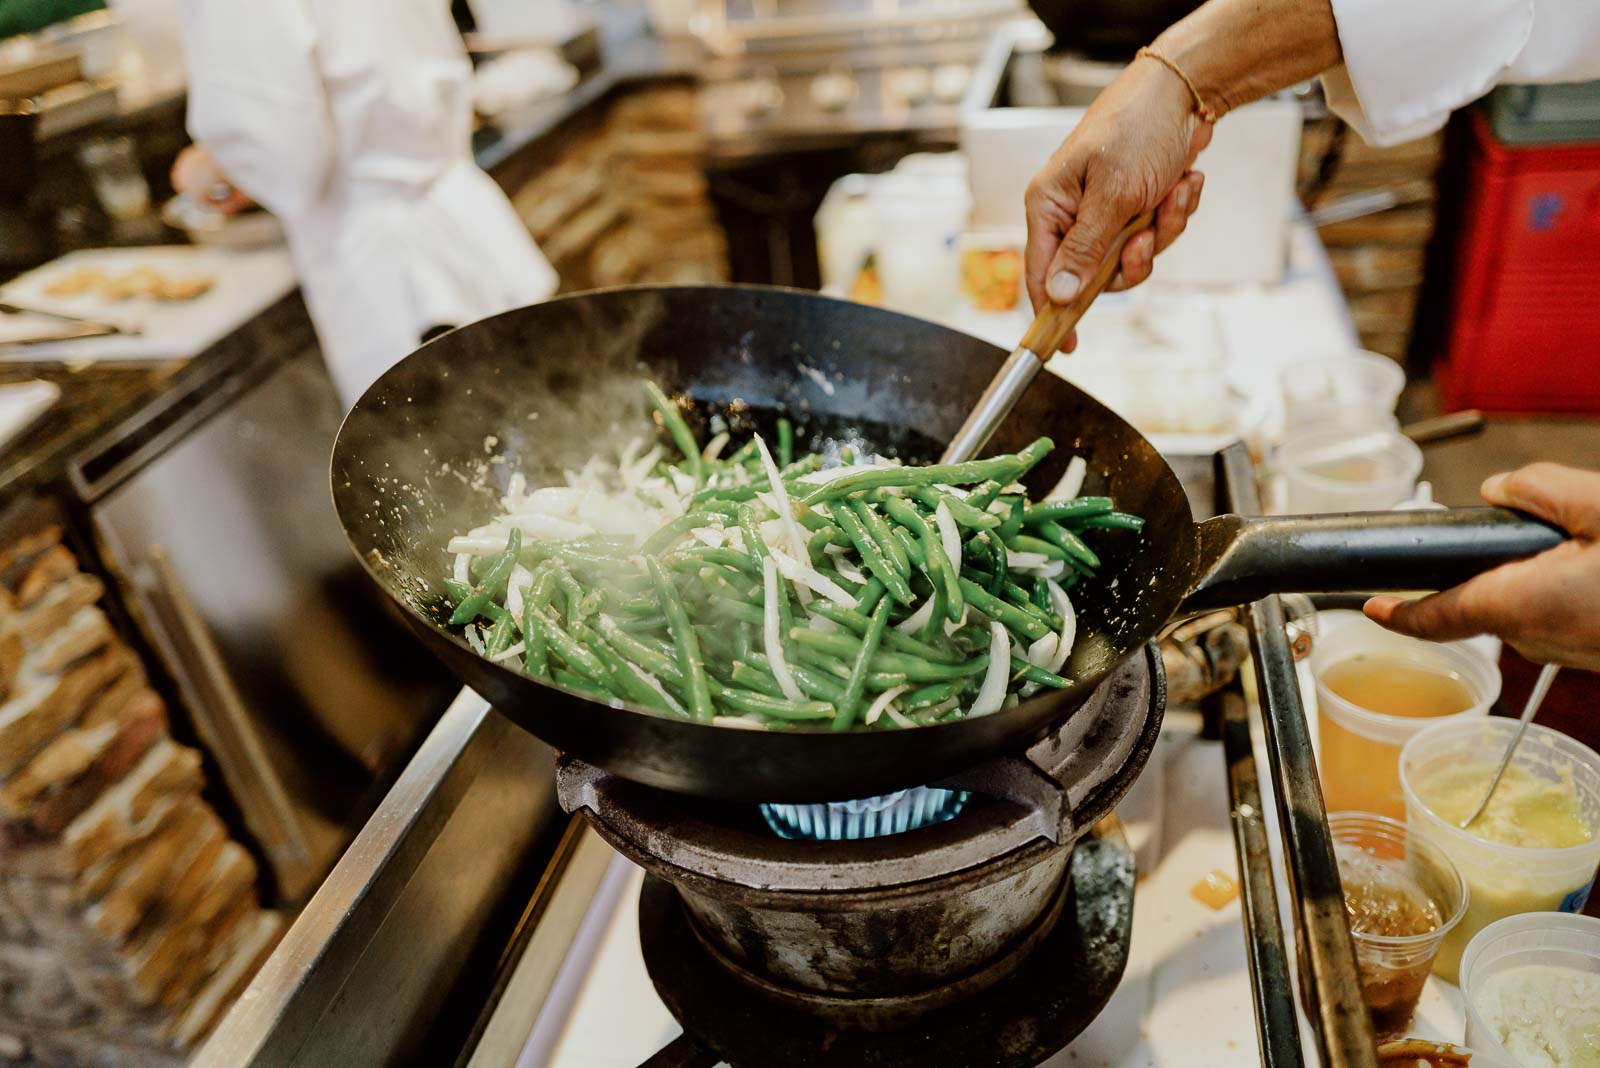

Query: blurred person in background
[[172, 0, 556, 406], [1021, 0, 1600, 669]]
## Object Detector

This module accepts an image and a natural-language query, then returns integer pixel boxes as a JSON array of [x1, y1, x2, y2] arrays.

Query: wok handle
[[1182, 506, 1565, 613], [1018, 210, 1156, 360], [941, 210, 1155, 464]]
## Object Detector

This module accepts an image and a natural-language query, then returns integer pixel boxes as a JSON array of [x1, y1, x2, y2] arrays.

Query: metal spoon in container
[[1459, 662, 1561, 830]]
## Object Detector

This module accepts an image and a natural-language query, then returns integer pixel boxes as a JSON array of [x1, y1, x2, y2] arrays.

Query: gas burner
[[637, 822, 1134, 1067], [556, 643, 1163, 1041]]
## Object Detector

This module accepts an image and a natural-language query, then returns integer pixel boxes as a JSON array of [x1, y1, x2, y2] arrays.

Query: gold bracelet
[[1136, 46, 1221, 123]]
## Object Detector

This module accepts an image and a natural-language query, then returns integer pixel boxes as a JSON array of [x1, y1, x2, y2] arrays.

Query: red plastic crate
[[1435, 112, 1600, 413]]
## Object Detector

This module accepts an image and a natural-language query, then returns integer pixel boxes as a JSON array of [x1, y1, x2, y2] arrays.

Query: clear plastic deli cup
[[1313, 617, 1499, 820], [1279, 349, 1406, 431], [1400, 719, 1600, 983], [1277, 425, 1423, 513], [1328, 812, 1467, 1035], [1459, 912, 1600, 1068]]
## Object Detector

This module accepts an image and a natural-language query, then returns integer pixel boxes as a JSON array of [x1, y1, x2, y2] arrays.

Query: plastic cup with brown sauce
[[1329, 812, 1467, 1035]]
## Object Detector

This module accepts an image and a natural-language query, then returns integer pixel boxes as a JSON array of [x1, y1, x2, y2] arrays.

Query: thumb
[[1043, 188, 1128, 304], [1480, 463, 1600, 538]]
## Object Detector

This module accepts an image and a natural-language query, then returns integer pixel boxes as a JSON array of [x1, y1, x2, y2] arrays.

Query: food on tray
[[1472, 963, 1600, 1068], [960, 246, 1023, 311], [1189, 869, 1239, 910], [41, 264, 214, 302], [440, 380, 1147, 731]]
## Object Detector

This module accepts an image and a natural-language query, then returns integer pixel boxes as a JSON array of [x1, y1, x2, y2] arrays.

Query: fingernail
[[1481, 471, 1511, 502], [1048, 271, 1080, 303], [1176, 185, 1189, 211]]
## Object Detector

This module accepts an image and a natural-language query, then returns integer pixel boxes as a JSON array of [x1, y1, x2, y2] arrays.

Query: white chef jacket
[[179, 0, 558, 406], [1325, 0, 1600, 146]]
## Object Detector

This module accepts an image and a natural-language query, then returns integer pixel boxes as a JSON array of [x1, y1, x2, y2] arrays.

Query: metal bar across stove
[[1219, 445, 1377, 1068], [1219, 683, 1305, 1067]]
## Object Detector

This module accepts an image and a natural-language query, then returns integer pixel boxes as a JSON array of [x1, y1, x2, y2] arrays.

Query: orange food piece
[[1190, 868, 1239, 910], [960, 248, 1022, 311]]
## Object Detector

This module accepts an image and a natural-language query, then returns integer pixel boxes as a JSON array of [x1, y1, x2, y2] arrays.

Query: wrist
[[1149, 22, 1234, 121], [1135, 47, 1223, 124]]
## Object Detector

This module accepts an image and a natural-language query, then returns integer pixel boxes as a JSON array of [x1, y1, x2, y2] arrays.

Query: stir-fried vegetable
[[440, 380, 1146, 730]]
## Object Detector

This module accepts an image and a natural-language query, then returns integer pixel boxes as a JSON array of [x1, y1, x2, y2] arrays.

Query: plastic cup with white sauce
[[1460, 911, 1600, 1068]]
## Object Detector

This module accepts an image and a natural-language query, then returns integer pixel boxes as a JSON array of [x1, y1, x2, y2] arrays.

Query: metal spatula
[[1459, 662, 1561, 829], [940, 210, 1155, 464]]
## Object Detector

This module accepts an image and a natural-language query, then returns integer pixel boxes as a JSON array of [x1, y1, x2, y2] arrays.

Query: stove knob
[[810, 69, 859, 112], [931, 63, 972, 103]]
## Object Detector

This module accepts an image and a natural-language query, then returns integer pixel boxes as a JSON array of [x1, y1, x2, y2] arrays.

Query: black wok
[[332, 285, 1561, 802]]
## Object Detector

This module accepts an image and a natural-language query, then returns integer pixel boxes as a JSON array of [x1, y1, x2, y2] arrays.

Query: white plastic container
[[1401, 720, 1600, 983], [869, 172, 970, 319], [1277, 425, 1423, 513], [1313, 618, 1500, 821], [1279, 349, 1406, 430], [1460, 912, 1600, 1068]]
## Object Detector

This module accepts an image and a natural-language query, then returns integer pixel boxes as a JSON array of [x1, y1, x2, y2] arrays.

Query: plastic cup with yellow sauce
[[1400, 719, 1600, 983]]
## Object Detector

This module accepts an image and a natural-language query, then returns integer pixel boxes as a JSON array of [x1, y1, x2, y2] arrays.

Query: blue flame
[[761, 787, 971, 840]]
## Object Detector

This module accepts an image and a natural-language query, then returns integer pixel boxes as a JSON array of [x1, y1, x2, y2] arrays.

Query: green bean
[[619, 594, 660, 616], [777, 417, 794, 468], [1010, 656, 1072, 689], [883, 497, 963, 622], [746, 652, 848, 702], [1033, 521, 1101, 569], [854, 500, 910, 578], [596, 615, 679, 679], [1024, 497, 1114, 524], [719, 690, 834, 721], [486, 615, 517, 656], [892, 527, 924, 568], [648, 558, 714, 721], [665, 547, 761, 578], [809, 602, 962, 663], [997, 497, 1025, 540], [533, 609, 610, 684], [973, 531, 1006, 596], [958, 578, 1051, 641], [1006, 533, 1073, 563], [790, 628, 987, 682], [729, 661, 787, 698], [834, 504, 915, 605], [616, 612, 669, 631], [1080, 511, 1146, 532], [801, 438, 1053, 503], [918, 581, 948, 641], [642, 510, 727, 556], [901, 681, 961, 710], [708, 596, 764, 627], [449, 528, 522, 625], [574, 623, 679, 714], [644, 380, 703, 483], [552, 668, 611, 698], [443, 579, 472, 601], [725, 437, 761, 467], [966, 479, 1006, 511], [832, 599, 890, 731], [690, 483, 760, 506], [805, 527, 836, 565], [912, 487, 1001, 530]]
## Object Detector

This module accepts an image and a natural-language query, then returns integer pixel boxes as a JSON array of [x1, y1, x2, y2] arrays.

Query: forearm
[[1152, 0, 1341, 118]]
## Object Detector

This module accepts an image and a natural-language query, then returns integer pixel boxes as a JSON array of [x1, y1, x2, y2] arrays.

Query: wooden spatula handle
[[1018, 210, 1156, 359]]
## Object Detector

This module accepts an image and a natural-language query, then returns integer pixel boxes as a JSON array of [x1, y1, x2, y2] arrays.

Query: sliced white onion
[[489, 644, 523, 663], [464, 626, 486, 655], [884, 704, 918, 729], [1006, 550, 1052, 571], [934, 501, 961, 571], [755, 434, 808, 560], [969, 622, 1010, 717], [621, 445, 663, 489], [943, 605, 969, 636], [794, 461, 899, 486], [713, 715, 768, 730], [1026, 632, 1058, 669], [453, 552, 472, 585], [833, 559, 867, 585], [639, 671, 685, 716], [1035, 559, 1068, 580], [763, 556, 806, 701], [894, 597, 937, 635], [505, 565, 534, 622], [690, 527, 725, 549], [865, 684, 910, 726], [1045, 579, 1076, 675], [702, 432, 730, 461], [1046, 455, 1087, 501], [939, 484, 971, 500], [769, 546, 856, 607]]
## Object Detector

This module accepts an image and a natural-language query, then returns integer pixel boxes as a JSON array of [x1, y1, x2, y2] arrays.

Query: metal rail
[[1219, 444, 1377, 1068]]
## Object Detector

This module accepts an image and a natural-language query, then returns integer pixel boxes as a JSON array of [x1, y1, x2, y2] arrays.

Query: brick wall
[[0, 528, 282, 1065]]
